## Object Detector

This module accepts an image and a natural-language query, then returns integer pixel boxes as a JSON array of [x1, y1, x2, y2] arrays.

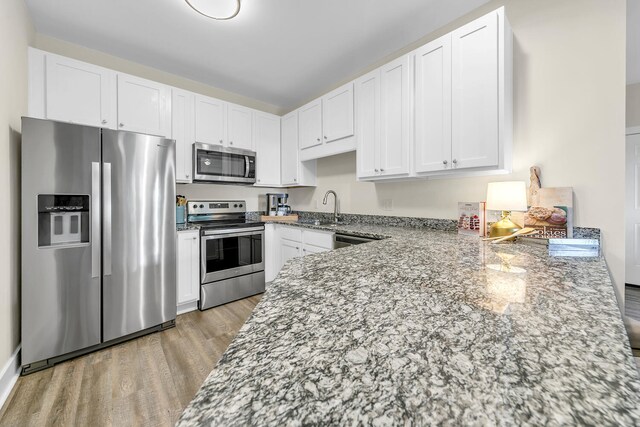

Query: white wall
[[628, 83, 640, 128], [289, 0, 627, 309], [0, 0, 34, 373]]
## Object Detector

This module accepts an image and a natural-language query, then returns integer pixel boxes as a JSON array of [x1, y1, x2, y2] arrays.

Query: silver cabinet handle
[[452, 159, 458, 164], [101, 120, 107, 125], [119, 123, 124, 127], [443, 160, 448, 165], [103, 163, 112, 276], [91, 162, 100, 278]]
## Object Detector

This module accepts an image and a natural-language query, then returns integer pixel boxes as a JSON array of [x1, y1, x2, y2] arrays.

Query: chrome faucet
[[323, 190, 339, 224]]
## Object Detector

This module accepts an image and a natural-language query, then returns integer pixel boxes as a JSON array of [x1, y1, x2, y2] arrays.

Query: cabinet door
[[254, 112, 281, 186], [280, 239, 301, 269], [227, 103, 253, 150], [281, 111, 300, 185], [195, 95, 226, 145], [172, 89, 195, 183], [451, 11, 499, 169], [298, 99, 323, 150], [116, 74, 170, 137], [322, 82, 354, 143], [177, 231, 199, 305], [414, 35, 452, 173], [355, 69, 381, 179], [45, 55, 115, 128], [379, 56, 411, 177]]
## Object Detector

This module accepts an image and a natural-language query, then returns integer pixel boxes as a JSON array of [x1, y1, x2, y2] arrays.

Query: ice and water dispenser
[[38, 194, 90, 247]]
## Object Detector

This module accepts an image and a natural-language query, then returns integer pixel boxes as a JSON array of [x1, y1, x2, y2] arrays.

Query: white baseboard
[[0, 346, 20, 411], [177, 300, 198, 315]]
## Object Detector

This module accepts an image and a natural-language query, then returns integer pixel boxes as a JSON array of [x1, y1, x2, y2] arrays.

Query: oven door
[[201, 226, 265, 283], [193, 143, 256, 184]]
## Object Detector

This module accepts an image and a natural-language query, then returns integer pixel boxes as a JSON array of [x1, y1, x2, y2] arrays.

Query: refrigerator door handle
[[91, 162, 100, 278], [103, 162, 112, 276]]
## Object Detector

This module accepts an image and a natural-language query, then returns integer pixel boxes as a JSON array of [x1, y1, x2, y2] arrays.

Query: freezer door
[[21, 117, 102, 366], [101, 129, 176, 342]]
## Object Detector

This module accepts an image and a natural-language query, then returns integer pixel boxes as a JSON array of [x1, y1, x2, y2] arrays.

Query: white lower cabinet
[[267, 225, 334, 280], [177, 230, 200, 314]]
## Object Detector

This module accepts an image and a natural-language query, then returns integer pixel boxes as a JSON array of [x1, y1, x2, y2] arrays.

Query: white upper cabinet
[[298, 99, 323, 150], [298, 82, 356, 161], [227, 103, 253, 150], [195, 95, 226, 145], [117, 73, 171, 137], [414, 34, 452, 174], [172, 89, 195, 183], [281, 111, 316, 187], [379, 55, 411, 177], [355, 69, 380, 180], [322, 82, 354, 143], [451, 9, 500, 170], [44, 54, 116, 129], [254, 111, 281, 186]]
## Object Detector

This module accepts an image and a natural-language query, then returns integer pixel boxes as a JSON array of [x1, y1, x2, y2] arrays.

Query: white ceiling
[[629, 0, 640, 85], [24, 0, 489, 111]]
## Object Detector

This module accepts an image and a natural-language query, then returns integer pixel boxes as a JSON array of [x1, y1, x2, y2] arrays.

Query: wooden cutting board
[[260, 215, 299, 222]]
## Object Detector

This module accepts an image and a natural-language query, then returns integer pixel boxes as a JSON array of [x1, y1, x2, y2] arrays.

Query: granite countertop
[[178, 224, 640, 426], [176, 223, 200, 232]]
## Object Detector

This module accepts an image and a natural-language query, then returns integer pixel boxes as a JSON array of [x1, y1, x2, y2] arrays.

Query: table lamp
[[486, 181, 528, 238]]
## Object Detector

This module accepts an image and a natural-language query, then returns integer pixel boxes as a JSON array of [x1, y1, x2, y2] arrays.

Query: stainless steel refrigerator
[[21, 117, 176, 374]]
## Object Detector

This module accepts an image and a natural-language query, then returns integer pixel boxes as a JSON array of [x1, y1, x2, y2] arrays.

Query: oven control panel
[[187, 200, 246, 215]]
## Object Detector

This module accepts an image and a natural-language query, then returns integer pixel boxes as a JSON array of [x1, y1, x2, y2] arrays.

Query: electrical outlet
[[381, 199, 393, 211]]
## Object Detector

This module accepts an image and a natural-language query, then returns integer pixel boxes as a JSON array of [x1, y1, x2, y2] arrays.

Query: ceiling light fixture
[[185, 0, 241, 20]]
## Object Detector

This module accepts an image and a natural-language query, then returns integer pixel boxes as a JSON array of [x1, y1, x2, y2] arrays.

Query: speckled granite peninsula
[[177, 224, 640, 426]]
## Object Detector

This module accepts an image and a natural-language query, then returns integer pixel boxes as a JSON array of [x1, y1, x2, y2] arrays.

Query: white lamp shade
[[486, 181, 528, 211]]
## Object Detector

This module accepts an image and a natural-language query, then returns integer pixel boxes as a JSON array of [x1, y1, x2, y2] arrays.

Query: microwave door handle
[[245, 155, 250, 178]]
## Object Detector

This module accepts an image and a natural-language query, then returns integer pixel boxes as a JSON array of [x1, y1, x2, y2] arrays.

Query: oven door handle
[[202, 226, 265, 237]]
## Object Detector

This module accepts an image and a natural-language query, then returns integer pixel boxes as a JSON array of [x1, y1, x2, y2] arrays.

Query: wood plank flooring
[[0, 295, 261, 427]]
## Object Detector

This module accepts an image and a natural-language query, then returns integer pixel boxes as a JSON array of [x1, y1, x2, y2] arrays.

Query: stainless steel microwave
[[193, 142, 256, 184]]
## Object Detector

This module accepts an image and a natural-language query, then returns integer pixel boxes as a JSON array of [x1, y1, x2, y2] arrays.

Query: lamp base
[[489, 211, 522, 238]]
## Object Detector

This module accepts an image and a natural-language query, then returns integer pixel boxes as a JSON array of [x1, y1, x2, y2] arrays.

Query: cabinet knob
[[257, 179, 261, 183], [293, 178, 297, 182], [219, 139, 223, 144], [324, 136, 327, 140], [380, 168, 385, 172], [303, 248, 306, 252], [316, 138, 320, 142], [193, 237, 197, 240], [452, 159, 458, 164], [230, 141, 233, 145], [374, 169, 379, 172], [101, 120, 107, 125], [119, 123, 124, 127], [296, 247, 300, 250], [186, 174, 190, 178], [443, 160, 448, 165]]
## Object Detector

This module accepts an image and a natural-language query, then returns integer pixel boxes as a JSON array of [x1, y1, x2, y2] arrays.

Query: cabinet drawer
[[280, 226, 302, 242], [303, 230, 333, 249]]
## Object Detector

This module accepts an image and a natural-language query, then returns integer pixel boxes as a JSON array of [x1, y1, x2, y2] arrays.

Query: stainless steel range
[[187, 200, 265, 310]]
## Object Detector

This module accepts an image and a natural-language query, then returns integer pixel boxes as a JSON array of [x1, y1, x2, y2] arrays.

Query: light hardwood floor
[[0, 295, 261, 427]]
